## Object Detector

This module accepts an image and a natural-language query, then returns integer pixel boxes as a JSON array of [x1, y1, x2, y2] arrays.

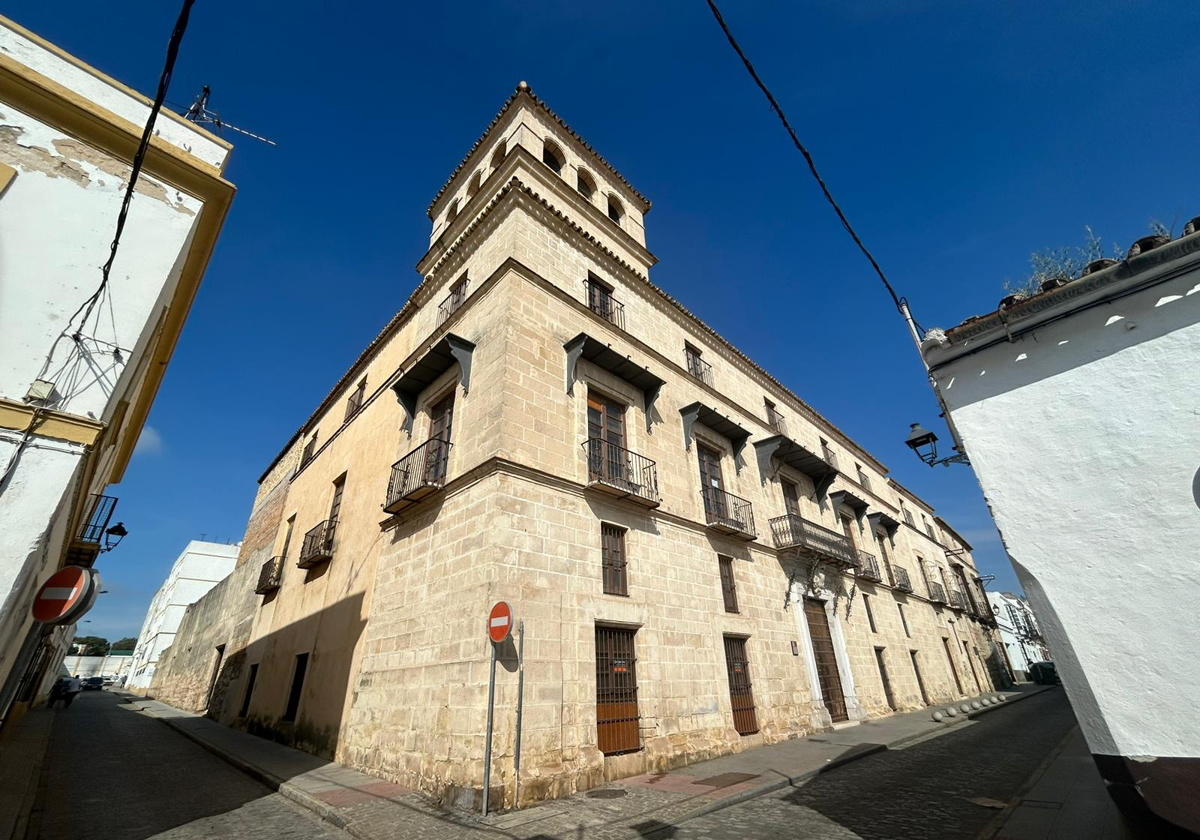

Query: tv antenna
[[183, 86, 277, 146]]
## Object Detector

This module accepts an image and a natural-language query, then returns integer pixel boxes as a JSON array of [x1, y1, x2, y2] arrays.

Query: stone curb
[[646, 685, 1059, 835]]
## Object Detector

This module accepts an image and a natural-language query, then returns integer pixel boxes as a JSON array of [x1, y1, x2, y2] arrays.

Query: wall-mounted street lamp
[[102, 522, 128, 553], [905, 423, 970, 468]]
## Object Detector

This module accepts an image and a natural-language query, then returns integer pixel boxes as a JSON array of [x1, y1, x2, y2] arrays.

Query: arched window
[[577, 169, 596, 200], [542, 140, 564, 175], [467, 171, 482, 200], [490, 145, 505, 172], [607, 195, 624, 224], [446, 199, 458, 225]]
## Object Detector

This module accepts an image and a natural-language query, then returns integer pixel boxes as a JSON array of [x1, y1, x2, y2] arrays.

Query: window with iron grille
[[300, 434, 317, 468], [344, 378, 367, 422], [722, 635, 758, 735], [718, 555, 738, 613], [595, 626, 640, 754], [601, 524, 628, 596]]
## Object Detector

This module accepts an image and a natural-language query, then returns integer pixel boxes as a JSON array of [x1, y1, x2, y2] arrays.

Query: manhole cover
[[586, 789, 628, 799]]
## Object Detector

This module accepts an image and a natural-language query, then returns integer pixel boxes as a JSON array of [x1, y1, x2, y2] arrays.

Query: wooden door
[[723, 636, 758, 735], [782, 479, 801, 517], [698, 445, 725, 519], [804, 598, 848, 722], [839, 515, 858, 550], [587, 392, 627, 486], [595, 627, 640, 754], [427, 392, 454, 483]]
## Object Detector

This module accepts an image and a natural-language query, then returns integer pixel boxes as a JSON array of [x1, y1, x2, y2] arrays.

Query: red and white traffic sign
[[488, 601, 512, 644], [32, 566, 100, 625]]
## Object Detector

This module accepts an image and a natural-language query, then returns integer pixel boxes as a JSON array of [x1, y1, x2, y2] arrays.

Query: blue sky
[[18, 1, 1197, 640]]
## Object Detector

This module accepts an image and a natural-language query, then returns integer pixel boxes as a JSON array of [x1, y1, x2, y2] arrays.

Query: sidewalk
[[989, 726, 1136, 840], [0, 707, 54, 840], [127, 685, 1053, 840]]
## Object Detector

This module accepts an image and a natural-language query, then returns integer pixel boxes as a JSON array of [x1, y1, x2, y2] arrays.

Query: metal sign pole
[[514, 620, 525, 810], [482, 640, 497, 818]]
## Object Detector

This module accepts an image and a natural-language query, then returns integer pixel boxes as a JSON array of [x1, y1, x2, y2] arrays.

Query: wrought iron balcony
[[67, 493, 118, 566], [298, 520, 336, 569], [767, 410, 788, 437], [585, 282, 626, 331], [947, 589, 968, 611], [686, 352, 714, 387], [855, 550, 882, 581], [769, 514, 855, 566], [437, 280, 469, 325], [892, 566, 913, 592], [384, 439, 452, 515], [702, 487, 755, 540], [928, 581, 948, 604], [256, 556, 284, 594], [583, 439, 659, 508]]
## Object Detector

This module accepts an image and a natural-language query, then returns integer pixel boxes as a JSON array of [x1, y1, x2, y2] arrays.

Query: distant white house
[[62, 650, 132, 680], [126, 541, 239, 691], [987, 591, 1049, 681]]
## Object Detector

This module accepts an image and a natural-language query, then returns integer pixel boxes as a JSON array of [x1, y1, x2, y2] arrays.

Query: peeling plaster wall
[[930, 261, 1200, 762]]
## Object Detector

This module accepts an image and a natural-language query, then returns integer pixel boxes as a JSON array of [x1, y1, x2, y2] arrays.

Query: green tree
[[73, 636, 109, 656], [111, 637, 137, 651]]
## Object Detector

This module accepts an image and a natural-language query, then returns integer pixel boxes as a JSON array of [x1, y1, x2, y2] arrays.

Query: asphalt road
[[28, 689, 349, 839]]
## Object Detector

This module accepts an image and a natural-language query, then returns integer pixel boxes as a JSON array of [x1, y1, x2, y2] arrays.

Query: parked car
[[82, 677, 105, 691], [102, 677, 115, 687], [1028, 661, 1059, 685]]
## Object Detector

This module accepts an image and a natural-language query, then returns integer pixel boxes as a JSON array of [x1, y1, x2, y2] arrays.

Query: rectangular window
[[839, 514, 858, 550], [901, 503, 915, 528], [586, 391, 629, 488], [765, 399, 785, 435], [279, 515, 295, 561], [205, 644, 225, 711], [875, 531, 893, 581], [586, 276, 623, 329], [595, 626, 640, 754], [685, 343, 712, 386], [283, 653, 309, 722], [910, 651, 931, 706], [344, 378, 367, 422], [239, 663, 258, 718], [328, 475, 345, 524], [722, 636, 758, 735], [875, 648, 897, 711], [781, 479, 801, 517], [438, 274, 469, 325], [820, 437, 837, 468], [898, 603, 911, 637], [855, 463, 871, 490], [300, 434, 317, 468], [718, 555, 739, 613], [601, 524, 628, 596], [427, 392, 455, 484], [698, 444, 725, 518], [942, 638, 965, 694], [863, 594, 877, 633]]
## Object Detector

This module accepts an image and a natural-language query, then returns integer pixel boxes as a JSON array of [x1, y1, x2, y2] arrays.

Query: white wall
[[926, 244, 1200, 763], [126, 540, 238, 690]]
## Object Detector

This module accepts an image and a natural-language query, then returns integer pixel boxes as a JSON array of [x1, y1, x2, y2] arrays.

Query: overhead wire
[[704, 0, 917, 327]]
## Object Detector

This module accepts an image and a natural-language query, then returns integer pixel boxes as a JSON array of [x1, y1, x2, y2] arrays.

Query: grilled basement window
[[283, 652, 308, 722], [300, 434, 317, 468], [863, 593, 878, 633], [344, 378, 366, 422], [595, 626, 640, 755], [718, 555, 739, 613], [723, 635, 758, 735], [601, 524, 628, 596]]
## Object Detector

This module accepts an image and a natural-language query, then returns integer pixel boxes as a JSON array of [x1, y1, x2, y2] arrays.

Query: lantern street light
[[102, 522, 128, 553], [905, 423, 970, 467]]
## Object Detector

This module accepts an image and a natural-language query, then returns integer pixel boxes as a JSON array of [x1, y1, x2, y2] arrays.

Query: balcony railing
[[686, 353, 714, 387], [298, 520, 336, 569], [77, 493, 117, 545], [437, 280, 469, 325], [585, 282, 626, 331], [702, 487, 755, 540], [928, 581, 947, 604], [893, 566, 913, 592], [583, 439, 659, 507], [769, 514, 855, 565], [821, 444, 838, 470], [855, 550, 882, 581], [948, 589, 968, 610], [767, 411, 788, 437], [384, 439, 452, 515], [256, 556, 284, 594]]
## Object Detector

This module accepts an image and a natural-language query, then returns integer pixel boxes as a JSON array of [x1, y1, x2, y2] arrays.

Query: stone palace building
[[150, 83, 1003, 809]]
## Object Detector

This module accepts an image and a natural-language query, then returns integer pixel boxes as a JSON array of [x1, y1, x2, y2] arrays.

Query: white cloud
[[133, 425, 164, 457]]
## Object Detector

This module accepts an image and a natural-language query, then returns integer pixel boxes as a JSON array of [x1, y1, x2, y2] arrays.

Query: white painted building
[[126, 541, 239, 692], [62, 651, 131, 680], [986, 591, 1048, 681], [0, 14, 234, 726], [920, 221, 1200, 834]]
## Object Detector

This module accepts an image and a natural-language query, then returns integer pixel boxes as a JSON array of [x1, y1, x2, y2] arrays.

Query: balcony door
[[804, 598, 848, 722], [427, 392, 454, 484], [839, 514, 858, 551], [782, 479, 801, 517], [698, 444, 726, 519], [587, 392, 628, 488]]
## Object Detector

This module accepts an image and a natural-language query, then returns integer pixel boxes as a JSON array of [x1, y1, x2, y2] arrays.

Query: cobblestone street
[[669, 688, 1077, 839], [26, 690, 349, 839]]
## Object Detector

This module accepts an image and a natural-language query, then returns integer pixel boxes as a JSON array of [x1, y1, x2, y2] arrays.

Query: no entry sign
[[32, 566, 100, 625], [488, 601, 512, 644]]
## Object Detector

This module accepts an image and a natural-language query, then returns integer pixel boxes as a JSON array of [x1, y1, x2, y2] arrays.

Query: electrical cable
[[705, 0, 909, 318]]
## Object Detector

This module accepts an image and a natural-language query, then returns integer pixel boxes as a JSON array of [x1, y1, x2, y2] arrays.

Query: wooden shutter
[[723, 636, 758, 735], [595, 627, 640, 754]]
